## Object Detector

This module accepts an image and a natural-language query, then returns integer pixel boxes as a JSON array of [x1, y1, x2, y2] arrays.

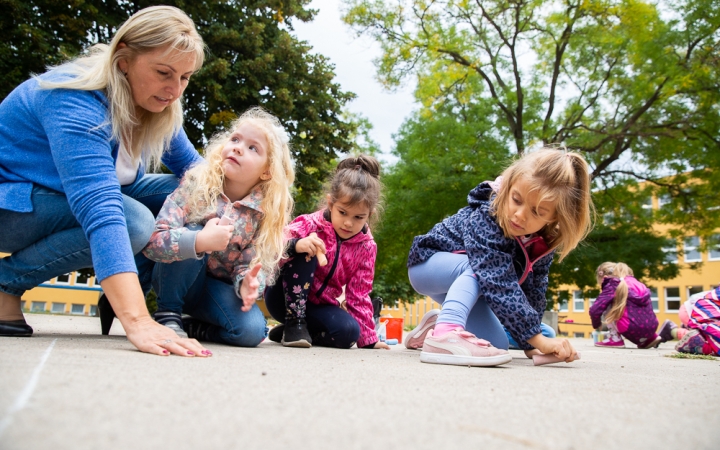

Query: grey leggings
[[408, 252, 509, 350]]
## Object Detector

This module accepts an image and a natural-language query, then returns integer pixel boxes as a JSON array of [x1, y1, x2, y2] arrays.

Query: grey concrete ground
[[1, 314, 718, 450]]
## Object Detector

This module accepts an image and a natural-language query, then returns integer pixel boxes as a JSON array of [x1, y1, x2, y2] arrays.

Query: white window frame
[[573, 332, 585, 338], [662, 239, 678, 264], [683, 236, 701, 263], [54, 272, 75, 285], [558, 295, 569, 312], [51, 302, 66, 314], [664, 287, 681, 313], [709, 234, 720, 261], [70, 304, 85, 315], [75, 271, 93, 286], [31, 301, 47, 312], [573, 290, 584, 312], [90, 305, 98, 317], [649, 287, 659, 313]]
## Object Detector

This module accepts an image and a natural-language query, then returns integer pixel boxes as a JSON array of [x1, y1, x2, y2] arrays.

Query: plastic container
[[376, 321, 387, 342], [384, 317, 404, 344]]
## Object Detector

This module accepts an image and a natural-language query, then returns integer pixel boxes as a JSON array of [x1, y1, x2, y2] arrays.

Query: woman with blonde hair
[[143, 107, 295, 347], [0, 6, 211, 357], [589, 262, 661, 349]]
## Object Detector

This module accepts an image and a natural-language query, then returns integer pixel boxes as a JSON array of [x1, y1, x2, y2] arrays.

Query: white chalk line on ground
[[0, 339, 56, 439]]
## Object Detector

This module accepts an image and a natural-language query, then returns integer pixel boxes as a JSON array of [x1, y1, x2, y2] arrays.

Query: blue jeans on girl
[[152, 253, 267, 347], [0, 174, 178, 297]]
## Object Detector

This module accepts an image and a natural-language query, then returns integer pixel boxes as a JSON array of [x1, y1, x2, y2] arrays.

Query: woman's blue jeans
[[0, 174, 179, 296], [152, 255, 267, 347], [408, 252, 511, 349]]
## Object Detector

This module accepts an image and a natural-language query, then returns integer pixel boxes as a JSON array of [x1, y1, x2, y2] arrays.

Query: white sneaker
[[420, 329, 512, 366]]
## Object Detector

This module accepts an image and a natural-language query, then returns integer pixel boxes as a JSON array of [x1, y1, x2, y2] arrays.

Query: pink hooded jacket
[[284, 210, 378, 347]]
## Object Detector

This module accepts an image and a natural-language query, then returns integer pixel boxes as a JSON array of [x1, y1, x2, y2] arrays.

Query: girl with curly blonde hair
[[143, 107, 294, 347]]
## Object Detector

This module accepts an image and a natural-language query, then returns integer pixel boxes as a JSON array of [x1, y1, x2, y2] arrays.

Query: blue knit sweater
[[0, 71, 202, 282]]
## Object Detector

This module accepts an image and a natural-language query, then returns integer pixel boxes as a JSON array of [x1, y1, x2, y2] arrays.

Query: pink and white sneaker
[[594, 337, 625, 348], [404, 309, 440, 350], [420, 329, 512, 366]]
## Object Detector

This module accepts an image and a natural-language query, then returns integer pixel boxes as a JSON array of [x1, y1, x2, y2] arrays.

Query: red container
[[383, 317, 404, 344]]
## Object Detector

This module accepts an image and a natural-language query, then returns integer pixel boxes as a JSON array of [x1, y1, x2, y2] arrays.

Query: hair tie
[[355, 164, 361, 170]]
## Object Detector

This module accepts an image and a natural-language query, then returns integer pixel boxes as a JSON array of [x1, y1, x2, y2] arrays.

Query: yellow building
[[20, 271, 102, 316]]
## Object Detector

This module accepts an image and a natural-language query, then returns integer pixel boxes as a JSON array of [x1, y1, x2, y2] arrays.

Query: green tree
[[345, 0, 719, 302], [0, 0, 359, 213]]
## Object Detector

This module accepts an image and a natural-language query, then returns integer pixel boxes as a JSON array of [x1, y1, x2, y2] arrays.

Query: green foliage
[[0, 0, 359, 214], [345, 0, 720, 304]]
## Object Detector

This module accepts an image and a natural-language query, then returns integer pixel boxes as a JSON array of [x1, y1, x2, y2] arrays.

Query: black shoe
[[153, 311, 188, 338], [282, 319, 312, 348], [0, 319, 33, 337], [182, 317, 215, 342], [268, 324, 284, 343], [97, 294, 115, 335]]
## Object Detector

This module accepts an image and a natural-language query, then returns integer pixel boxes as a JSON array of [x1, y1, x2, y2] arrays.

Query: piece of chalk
[[219, 216, 232, 226], [317, 252, 328, 266], [385, 339, 398, 345], [532, 352, 582, 366]]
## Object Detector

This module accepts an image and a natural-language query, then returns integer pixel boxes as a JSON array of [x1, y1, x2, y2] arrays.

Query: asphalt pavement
[[1, 314, 718, 450]]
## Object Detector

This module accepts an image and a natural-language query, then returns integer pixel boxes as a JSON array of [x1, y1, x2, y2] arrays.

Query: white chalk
[[532, 352, 582, 366], [219, 215, 232, 226]]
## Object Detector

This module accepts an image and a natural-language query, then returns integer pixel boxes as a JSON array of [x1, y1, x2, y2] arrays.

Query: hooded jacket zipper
[[315, 233, 342, 300], [515, 236, 553, 285]]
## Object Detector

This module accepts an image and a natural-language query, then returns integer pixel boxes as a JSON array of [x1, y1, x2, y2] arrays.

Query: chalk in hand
[[532, 352, 581, 366], [317, 252, 328, 267], [219, 215, 232, 226]]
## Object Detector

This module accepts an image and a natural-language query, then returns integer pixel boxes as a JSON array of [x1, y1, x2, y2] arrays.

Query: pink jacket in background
[[284, 210, 378, 347]]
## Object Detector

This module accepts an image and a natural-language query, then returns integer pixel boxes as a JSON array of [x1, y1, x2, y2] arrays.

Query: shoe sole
[[281, 338, 312, 348], [638, 336, 662, 349], [404, 309, 440, 350], [594, 343, 625, 348], [419, 351, 512, 367]]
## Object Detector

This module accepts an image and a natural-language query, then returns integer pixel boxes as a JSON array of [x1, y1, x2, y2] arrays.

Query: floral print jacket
[[143, 180, 266, 299], [284, 210, 378, 348]]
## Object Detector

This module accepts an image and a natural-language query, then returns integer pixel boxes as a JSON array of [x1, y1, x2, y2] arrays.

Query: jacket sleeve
[[344, 240, 378, 348], [38, 88, 135, 282], [464, 206, 543, 350], [142, 181, 202, 262], [523, 252, 554, 316], [589, 279, 618, 329]]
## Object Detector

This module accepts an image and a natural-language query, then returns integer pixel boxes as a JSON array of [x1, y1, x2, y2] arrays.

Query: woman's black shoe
[[0, 319, 33, 337], [97, 294, 116, 335], [268, 324, 284, 343], [282, 319, 312, 348]]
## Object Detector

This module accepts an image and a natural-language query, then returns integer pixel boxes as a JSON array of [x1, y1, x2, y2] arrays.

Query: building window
[[687, 286, 704, 301], [51, 302, 65, 314], [573, 290, 584, 312], [20, 301, 26, 311], [665, 287, 681, 312], [90, 305, 98, 317], [558, 291, 569, 312], [649, 287, 659, 312], [55, 273, 74, 285], [71, 304, 85, 315], [683, 237, 701, 262], [574, 332, 585, 338], [640, 196, 653, 216], [662, 239, 678, 264], [710, 234, 720, 261], [658, 194, 672, 208], [31, 301, 46, 312], [75, 271, 92, 286]]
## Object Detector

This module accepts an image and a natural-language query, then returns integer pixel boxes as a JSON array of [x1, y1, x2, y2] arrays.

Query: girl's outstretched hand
[[373, 341, 390, 350], [296, 232, 327, 259], [527, 334, 579, 363], [196, 217, 234, 254], [240, 263, 262, 312]]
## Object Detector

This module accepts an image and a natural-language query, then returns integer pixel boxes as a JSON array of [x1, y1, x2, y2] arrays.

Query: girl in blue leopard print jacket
[[406, 149, 594, 367]]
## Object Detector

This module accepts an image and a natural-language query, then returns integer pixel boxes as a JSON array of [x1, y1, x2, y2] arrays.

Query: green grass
[[664, 353, 718, 361]]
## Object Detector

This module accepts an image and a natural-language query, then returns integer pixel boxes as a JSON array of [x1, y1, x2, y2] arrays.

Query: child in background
[[143, 107, 294, 347], [590, 262, 661, 349], [406, 148, 593, 366], [264, 155, 389, 350], [658, 285, 720, 355]]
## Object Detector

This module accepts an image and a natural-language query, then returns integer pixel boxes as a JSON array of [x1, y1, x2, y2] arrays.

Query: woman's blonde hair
[[324, 154, 384, 227], [183, 107, 295, 281], [38, 6, 205, 171], [596, 262, 634, 323], [491, 148, 594, 261]]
